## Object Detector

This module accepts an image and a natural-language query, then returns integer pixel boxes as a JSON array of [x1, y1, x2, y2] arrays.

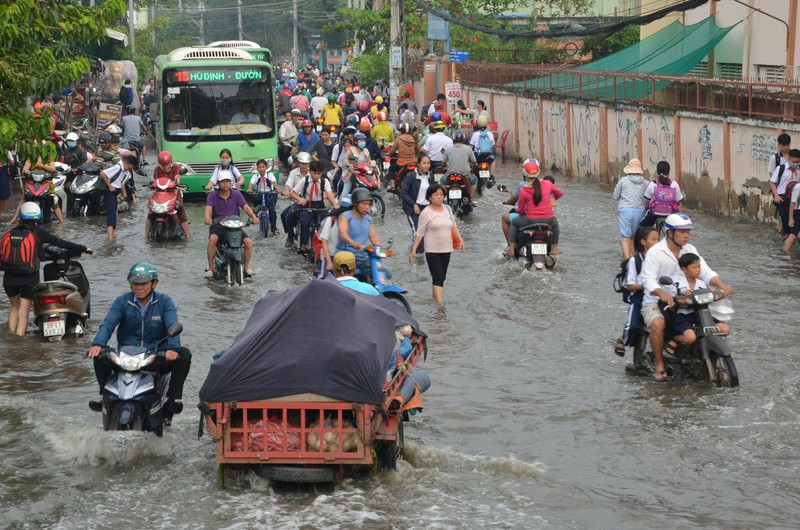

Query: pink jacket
[[517, 180, 562, 218]]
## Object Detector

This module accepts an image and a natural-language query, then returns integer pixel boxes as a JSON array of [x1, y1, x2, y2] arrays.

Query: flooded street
[[2, 167, 800, 529]]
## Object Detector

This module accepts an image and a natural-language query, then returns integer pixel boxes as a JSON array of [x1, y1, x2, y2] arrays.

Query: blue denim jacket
[[92, 291, 181, 351]]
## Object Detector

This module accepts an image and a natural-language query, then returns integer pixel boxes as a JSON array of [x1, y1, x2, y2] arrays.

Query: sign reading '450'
[[445, 82, 462, 104]]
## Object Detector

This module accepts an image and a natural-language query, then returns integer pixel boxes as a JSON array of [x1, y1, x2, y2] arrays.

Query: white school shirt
[[770, 164, 800, 195], [641, 238, 717, 307]]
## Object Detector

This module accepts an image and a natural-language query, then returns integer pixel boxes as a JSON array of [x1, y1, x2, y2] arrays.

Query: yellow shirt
[[371, 122, 394, 147], [321, 104, 343, 126]]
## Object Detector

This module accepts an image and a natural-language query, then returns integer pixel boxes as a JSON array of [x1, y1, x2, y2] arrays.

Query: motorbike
[[89, 323, 184, 436], [315, 116, 325, 133], [473, 158, 496, 196], [443, 173, 473, 218], [69, 162, 107, 217], [33, 245, 91, 341], [356, 240, 412, 315], [211, 216, 250, 286], [514, 222, 557, 270], [147, 177, 186, 242], [352, 163, 386, 218], [17, 171, 59, 224], [328, 123, 340, 144], [626, 277, 738, 387]]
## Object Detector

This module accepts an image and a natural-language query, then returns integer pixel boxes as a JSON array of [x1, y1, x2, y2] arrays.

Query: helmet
[[339, 193, 352, 208], [216, 169, 234, 182], [294, 87, 302, 95], [98, 131, 112, 144], [291, 109, 303, 116], [109, 134, 121, 144], [453, 130, 465, 143], [522, 158, 540, 178], [664, 213, 694, 231], [433, 121, 446, 131], [351, 188, 372, 204], [301, 119, 313, 127], [476, 115, 489, 128], [354, 132, 367, 141], [374, 96, 384, 104], [127, 262, 158, 284], [327, 93, 336, 102], [377, 111, 388, 122], [343, 126, 357, 136], [359, 117, 371, 132], [296, 151, 312, 164], [19, 202, 42, 221], [127, 105, 136, 114], [157, 151, 173, 168], [106, 124, 122, 134], [430, 112, 442, 123], [316, 87, 325, 96], [434, 101, 444, 111], [398, 123, 411, 135], [359, 100, 371, 112], [346, 114, 359, 126], [345, 87, 353, 93], [66, 132, 79, 142]]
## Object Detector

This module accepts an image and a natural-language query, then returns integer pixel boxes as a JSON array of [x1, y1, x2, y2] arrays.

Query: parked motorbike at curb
[[353, 163, 385, 218], [626, 276, 738, 387], [211, 216, 250, 287], [33, 245, 92, 341], [356, 240, 412, 315], [147, 177, 186, 242], [89, 323, 184, 436]]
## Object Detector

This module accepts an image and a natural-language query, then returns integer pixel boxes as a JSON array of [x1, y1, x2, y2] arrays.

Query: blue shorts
[[792, 211, 800, 237], [673, 312, 697, 335], [618, 208, 645, 238], [509, 212, 519, 221]]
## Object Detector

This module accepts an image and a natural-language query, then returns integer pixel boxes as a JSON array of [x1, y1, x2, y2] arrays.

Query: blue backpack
[[477, 130, 493, 155]]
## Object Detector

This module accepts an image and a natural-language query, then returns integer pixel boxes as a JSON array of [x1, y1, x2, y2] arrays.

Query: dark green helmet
[[351, 188, 372, 204], [128, 262, 158, 283]]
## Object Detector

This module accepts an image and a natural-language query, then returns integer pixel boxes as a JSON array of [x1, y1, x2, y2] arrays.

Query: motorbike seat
[[33, 280, 79, 295]]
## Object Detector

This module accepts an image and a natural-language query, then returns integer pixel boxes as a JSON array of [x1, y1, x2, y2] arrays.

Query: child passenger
[[615, 226, 659, 356], [670, 253, 731, 350]]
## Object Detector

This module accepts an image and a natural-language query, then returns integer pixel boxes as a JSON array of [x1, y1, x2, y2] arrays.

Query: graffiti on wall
[[518, 98, 539, 158], [751, 133, 777, 162], [571, 105, 600, 173], [699, 125, 713, 161], [544, 103, 568, 169], [613, 110, 638, 161], [643, 115, 674, 164]]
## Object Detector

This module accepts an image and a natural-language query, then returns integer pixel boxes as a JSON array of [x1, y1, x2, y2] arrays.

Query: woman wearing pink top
[[506, 158, 563, 257], [408, 183, 464, 303]]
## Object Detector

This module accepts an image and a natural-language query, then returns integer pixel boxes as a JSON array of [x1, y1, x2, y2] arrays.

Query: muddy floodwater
[[1, 166, 799, 529]]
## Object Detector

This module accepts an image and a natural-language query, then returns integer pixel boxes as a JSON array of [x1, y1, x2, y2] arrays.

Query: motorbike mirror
[[496, 184, 508, 192], [658, 276, 674, 286], [179, 166, 189, 175], [166, 323, 183, 337]]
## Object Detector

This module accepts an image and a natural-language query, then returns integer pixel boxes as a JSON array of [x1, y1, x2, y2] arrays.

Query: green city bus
[[154, 46, 277, 194], [208, 40, 272, 65]]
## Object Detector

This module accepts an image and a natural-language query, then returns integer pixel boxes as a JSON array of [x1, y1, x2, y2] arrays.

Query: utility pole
[[389, 0, 405, 123], [199, 0, 205, 45], [292, 0, 299, 69], [128, 0, 135, 51], [151, 4, 156, 47], [238, 0, 244, 41]]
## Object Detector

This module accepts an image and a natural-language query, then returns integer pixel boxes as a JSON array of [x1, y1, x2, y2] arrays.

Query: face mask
[[66, 141, 76, 148], [220, 158, 231, 167], [357, 141, 366, 149], [790, 162, 800, 170]]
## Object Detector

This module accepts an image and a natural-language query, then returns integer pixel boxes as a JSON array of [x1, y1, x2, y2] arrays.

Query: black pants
[[94, 347, 192, 400], [425, 252, 451, 287]]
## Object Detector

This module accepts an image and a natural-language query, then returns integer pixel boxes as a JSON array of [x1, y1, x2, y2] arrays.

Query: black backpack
[[613, 254, 642, 304], [0, 225, 39, 274]]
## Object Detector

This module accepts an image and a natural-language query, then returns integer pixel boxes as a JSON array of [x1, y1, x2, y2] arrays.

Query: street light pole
[[238, 0, 243, 41], [128, 0, 135, 51], [292, 0, 299, 69], [389, 0, 405, 123]]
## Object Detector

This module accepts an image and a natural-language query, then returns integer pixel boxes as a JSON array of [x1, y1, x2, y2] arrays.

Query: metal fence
[[452, 62, 800, 122]]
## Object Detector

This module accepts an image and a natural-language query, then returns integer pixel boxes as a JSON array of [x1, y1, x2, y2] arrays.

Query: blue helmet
[[354, 132, 367, 140], [346, 114, 359, 126], [430, 111, 442, 122]]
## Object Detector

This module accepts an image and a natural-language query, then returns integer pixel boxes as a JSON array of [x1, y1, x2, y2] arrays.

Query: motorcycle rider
[[121, 105, 149, 167], [294, 119, 320, 155], [204, 170, 258, 278], [640, 213, 733, 381], [87, 262, 191, 419], [14, 154, 64, 224], [287, 160, 338, 253], [387, 123, 420, 192], [145, 151, 190, 241], [470, 116, 496, 178], [506, 159, 563, 257], [60, 132, 88, 169], [371, 111, 395, 148], [422, 121, 452, 173], [1, 202, 91, 336], [282, 151, 312, 246], [321, 93, 344, 127], [332, 251, 380, 295], [279, 109, 301, 172], [336, 187, 385, 280], [310, 88, 328, 120], [441, 130, 477, 198]]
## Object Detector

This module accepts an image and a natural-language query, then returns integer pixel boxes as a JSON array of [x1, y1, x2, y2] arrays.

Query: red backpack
[[0, 225, 39, 274]]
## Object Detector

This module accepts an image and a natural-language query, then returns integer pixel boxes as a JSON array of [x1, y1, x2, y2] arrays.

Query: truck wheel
[[378, 420, 404, 470], [259, 465, 337, 483]]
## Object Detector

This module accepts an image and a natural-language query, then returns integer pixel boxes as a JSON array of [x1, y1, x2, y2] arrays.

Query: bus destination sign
[[168, 68, 266, 84]]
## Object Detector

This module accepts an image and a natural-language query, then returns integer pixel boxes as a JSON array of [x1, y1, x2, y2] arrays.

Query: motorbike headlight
[[113, 352, 154, 371], [152, 203, 169, 214], [694, 292, 715, 305], [74, 182, 94, 194]]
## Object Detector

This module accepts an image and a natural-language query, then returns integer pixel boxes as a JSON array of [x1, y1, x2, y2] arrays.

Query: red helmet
[[377, 111, 388, 122], [157, 151, 173, 168], [359, 100, 371, 111], [301, 119, 313, 127], [522, 158, 541, 178], [434, 101, 444, 111], [359, 117, 372, 132]]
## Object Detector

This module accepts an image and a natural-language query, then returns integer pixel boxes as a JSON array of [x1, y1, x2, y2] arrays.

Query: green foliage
[[347, 54, 390, 89], [0, 0, 125, 163], [581, 25, 640, 61]]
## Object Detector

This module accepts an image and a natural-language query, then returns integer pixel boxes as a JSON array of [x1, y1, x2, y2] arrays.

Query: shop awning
[[105, 28, 128, 46]]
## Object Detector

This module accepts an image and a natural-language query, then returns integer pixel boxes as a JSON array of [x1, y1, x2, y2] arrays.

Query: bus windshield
[[162, 65, 275, 141]]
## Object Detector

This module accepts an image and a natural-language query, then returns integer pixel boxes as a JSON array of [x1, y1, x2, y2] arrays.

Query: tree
[[580, 25, 640, 61], [0, 0, 125, 163]]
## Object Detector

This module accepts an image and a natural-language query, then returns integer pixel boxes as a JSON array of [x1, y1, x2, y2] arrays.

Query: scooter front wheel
[[383, 291, 412, 315]]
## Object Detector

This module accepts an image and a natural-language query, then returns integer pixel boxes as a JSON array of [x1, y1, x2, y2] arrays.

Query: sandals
[[664, 340, 678, 356], [614, 337, 625, 357], [653, 370, 672, 382]]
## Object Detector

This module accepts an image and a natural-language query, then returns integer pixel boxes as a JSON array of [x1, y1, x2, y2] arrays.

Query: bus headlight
[[247, 158, 274, 173], [176, 162, 195, 175]]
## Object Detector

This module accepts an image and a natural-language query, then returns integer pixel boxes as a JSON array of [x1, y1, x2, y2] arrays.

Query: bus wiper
[[188, 123, 221, 149], [229, 122, 255, 147]]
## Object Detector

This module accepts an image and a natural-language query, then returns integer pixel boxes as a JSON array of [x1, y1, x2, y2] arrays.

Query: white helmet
[[20, 201, 42, 221], [664, 213, 693, 231], [66, 132, 79, 142], [106, 124, 122, 134], [296, 151, 312, 164], [216, 169, 234, 182]]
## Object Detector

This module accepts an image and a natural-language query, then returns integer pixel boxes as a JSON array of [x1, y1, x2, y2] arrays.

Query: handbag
[[447, 205, 460, 250]]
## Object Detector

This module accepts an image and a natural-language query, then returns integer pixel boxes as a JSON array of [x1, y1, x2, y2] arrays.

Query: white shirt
[[791, 181, 800, 209], [771, 164, 800, 195], [644, 179, 684, 202], [318, 214, 340, 256], [279, 121, 298, 142], [641, 239, 717, 307], [249, 171, 277, 192], [103, 161, 127, 189], [470, 129, 495, 151], [209, 165, 243, 185], [768, 151, 789, 177], [676, 276, 708, 314], [292, 176, 330, 201], [310, 96, 328, 119], [415, 172, 431, 205], [422, 132, 453, 162], [284, 168, 309, 192], [623, 253, 644, 289]]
